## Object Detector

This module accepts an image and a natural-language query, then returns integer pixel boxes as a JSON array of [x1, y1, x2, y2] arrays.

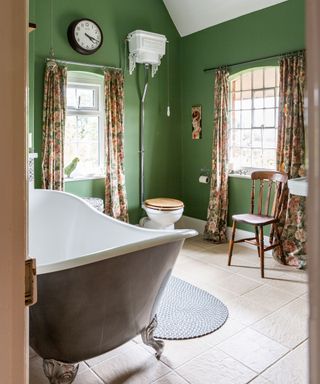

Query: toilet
[[140, 198, 184, 230]]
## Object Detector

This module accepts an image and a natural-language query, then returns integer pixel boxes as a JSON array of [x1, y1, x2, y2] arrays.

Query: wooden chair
[[227, 171, 288, 278]]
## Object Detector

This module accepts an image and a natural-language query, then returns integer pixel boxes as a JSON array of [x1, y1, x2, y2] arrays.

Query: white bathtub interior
[[29, 189, 196, 273]]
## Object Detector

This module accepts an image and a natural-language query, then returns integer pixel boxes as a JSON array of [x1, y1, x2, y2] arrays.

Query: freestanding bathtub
[[29, 189, 196, 384]]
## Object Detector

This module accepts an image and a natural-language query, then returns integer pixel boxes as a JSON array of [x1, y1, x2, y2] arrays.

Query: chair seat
[[232, 213, 277, 225]]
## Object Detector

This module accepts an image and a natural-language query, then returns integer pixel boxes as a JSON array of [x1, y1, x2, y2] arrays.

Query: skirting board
[[176, 215, 271, 252]]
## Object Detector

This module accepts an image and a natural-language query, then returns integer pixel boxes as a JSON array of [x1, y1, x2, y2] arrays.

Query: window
[[65, 71, 105, 178], [228, 67, 279, 171]]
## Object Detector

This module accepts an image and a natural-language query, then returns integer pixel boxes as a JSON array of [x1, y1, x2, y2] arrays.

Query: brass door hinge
[[25, 258, 37, 307]]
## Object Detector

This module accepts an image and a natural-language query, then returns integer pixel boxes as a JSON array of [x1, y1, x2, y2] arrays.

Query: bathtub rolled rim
[[34, 229, 197, 275]]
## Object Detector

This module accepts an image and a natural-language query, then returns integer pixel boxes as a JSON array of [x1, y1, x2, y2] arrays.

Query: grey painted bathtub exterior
[[30, 239, 183, 363]]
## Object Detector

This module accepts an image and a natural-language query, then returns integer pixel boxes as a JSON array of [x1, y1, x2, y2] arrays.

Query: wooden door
[[0, 0, 28, 382]]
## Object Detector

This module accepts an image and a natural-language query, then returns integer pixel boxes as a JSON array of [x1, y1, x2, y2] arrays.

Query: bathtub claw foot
[[141, 315, 164, 359], [43, 359, 79, 384]]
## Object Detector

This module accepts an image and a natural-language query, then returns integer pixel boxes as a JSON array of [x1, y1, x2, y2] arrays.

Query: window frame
[[65, 71, 105, 180], [228, 66, 279, 175]]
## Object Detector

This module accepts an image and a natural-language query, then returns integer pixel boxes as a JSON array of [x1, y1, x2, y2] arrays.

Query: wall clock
[[67, 19, 103, 55]]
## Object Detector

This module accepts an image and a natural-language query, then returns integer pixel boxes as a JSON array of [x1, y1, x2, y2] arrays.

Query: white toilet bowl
[[140, 198, 184, 230]]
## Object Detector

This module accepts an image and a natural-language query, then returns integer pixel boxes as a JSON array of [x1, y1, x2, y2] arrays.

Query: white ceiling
[[163, 0, 287, 37]]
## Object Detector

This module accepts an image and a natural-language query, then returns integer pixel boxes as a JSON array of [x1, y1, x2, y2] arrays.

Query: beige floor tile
[[201, 318, 245, 346], [299, 292, 309, 301], [252, 298, 309, 349], [200, 283, 239, 303], [173, 259, 233, 289], [86, 341, 136, 367], [216, 274, 263, 295], [136, 335, 212, 370], [264, 273, 308, 296], [152, 372, 189, 383], [176, 348, 256, 384], [241, 284, 297, 312], [232, 264, 285, 282], [73, 369, 104, 383], [262, 341, 309, 384], [91, 344, 171, 384], [218, 328, 289, 372], [159, 338, 212, 369], [249, 376, 272, 383], [226, 295, 272, 326]]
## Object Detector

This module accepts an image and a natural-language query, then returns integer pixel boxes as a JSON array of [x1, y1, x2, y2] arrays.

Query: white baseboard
[[176, 215, 271, 251]]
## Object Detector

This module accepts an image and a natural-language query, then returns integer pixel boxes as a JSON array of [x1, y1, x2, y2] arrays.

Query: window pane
[[253, 109, 264, 127], [241, 148, 251, 167], [242, 110, 251, 128], [264, 67, 276, 88], [241, 129, 251, 147], [77, 88, 96, 108], [253, 69, 263, 89], [231, 111, 241, 128], [242, 72, 252, 90], [264, 89, 275, 108], [252, 149, 263, 168], [231, 129, 241, 147], [241, 91, 252, 109], [77, 142, 100, 175], [264, 109, 275, 127], [67, 87, 77, 108], [77, 116, 99, 141], [231, 91, 241, 110], [253, 90, 263, 109], [263, 129, 276, 148], [252, 129, 262, 147], [263, 149, 276, 169], [65, 116, 77, 142]]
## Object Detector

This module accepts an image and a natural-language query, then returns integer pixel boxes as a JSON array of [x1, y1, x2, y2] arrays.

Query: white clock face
[[74, 20, 102, 51]]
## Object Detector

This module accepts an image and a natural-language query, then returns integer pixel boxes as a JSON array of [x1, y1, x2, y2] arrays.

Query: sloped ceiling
[[163, 0, 288, 37]]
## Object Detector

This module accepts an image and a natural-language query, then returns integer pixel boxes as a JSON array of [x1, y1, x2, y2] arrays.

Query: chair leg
[[275, 225, 286, 265], [259, 226, 265, 278], [228, 221, 237, 266], [255, 226, 260, 258]]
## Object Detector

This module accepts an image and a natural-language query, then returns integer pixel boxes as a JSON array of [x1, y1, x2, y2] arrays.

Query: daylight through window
[[65, 72, 105, 179], [228, 67, 279, 171]]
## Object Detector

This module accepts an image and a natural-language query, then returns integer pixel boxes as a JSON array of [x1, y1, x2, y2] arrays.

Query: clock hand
[[85, 33, 99, 43]]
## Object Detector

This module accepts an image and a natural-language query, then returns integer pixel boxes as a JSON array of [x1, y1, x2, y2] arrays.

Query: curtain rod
[[46, 58, 122, 71], [203, 49, 305, 73]]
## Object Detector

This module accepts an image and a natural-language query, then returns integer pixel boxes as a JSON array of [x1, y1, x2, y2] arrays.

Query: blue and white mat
[[155, 276, 229, 340]]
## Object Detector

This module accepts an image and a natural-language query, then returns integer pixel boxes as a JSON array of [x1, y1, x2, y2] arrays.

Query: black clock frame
[[67, 18, 103, 55]]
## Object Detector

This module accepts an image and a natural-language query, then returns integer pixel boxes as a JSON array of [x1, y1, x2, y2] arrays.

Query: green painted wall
[[180, 0, 305, 232], [29, 0, 181, 223], [29, 0, 305, 230]]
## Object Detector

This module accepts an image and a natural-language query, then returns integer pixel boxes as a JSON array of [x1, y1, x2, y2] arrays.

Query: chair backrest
[[250, 171, 288, 218]]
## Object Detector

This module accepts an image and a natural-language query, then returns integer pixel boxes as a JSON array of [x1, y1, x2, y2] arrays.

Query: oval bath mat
[[155, 276, 228, 340]]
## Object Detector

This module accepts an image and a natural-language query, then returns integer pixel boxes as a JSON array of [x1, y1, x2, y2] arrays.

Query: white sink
[[288, 177, 308, 197]]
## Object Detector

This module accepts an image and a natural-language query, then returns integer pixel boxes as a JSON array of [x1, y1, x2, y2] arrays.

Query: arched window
[[228, 67, 279, 171], [65, 71, 105, 179]]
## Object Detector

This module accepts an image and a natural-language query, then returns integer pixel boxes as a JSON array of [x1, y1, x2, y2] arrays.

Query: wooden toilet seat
[[144, 198, 184, 211]]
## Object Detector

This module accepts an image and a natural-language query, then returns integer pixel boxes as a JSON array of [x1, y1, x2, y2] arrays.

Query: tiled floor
[[30, 236, 309, 384]]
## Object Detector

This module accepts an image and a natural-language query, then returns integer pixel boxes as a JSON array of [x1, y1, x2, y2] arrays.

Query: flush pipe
[[139, 64, 149, 208]]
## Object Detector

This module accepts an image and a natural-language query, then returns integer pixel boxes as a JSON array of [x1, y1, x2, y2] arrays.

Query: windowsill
[[228, 167, 275, 179], [65, 175, 105, 182], [228, 173, 251, 179]]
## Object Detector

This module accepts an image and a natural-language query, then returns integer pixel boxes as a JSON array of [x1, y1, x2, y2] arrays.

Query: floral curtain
[[41, 60, 67, 190], [273, 52, 306, 268], [104, 69, 129, 222], [204, 68, 229, 243]]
